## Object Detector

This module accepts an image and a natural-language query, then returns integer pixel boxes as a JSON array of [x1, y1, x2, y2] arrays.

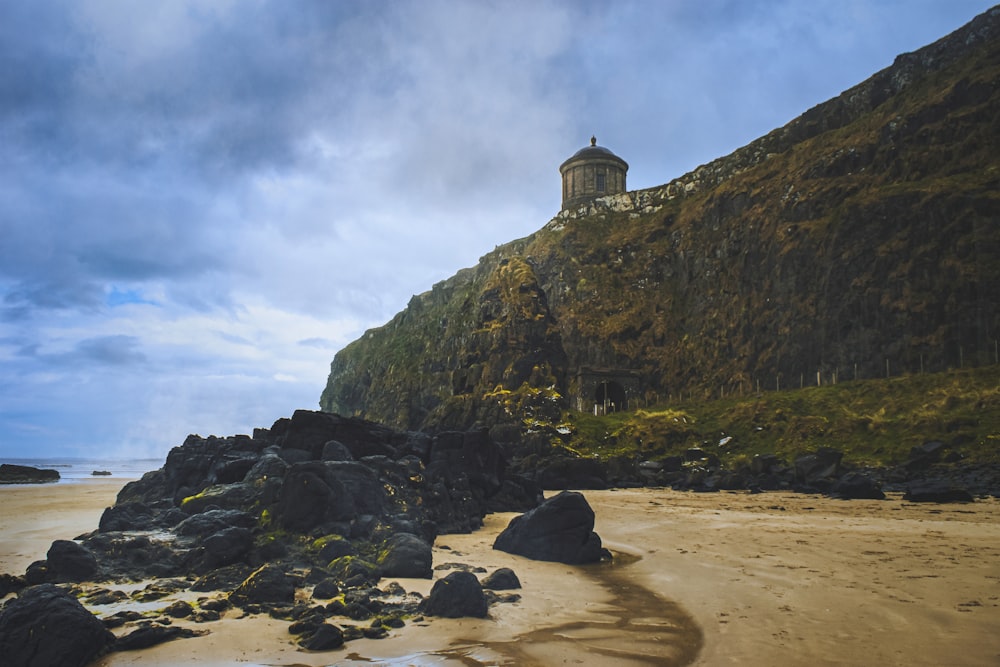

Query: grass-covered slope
[[564, 366, 1000, 469]]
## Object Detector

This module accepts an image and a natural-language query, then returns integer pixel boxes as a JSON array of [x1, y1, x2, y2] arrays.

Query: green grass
[[562, 366, 1000, 467]]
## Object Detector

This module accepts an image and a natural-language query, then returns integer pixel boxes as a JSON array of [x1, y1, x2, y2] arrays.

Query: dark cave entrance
[[594, 380, 627, 414]]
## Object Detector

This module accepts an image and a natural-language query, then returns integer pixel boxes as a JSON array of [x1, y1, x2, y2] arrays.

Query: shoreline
[[3, 483, 999, 665], [0, 477, 129, 574]]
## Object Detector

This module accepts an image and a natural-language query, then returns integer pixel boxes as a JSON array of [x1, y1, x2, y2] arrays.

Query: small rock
[[481, 567, 521, 590], [421, 571, 488, 618], [300, 623, 345, 651]]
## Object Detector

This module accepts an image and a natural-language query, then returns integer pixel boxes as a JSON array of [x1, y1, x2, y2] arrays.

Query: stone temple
[[559, 136, 628, 209]]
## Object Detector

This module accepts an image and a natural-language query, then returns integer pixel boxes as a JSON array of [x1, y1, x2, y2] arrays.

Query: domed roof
[[560, 136, 628, 172]]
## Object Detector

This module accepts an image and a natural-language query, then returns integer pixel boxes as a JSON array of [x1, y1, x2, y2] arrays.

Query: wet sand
[[2, 482, 999, 665], [0, 478, 126, 573]]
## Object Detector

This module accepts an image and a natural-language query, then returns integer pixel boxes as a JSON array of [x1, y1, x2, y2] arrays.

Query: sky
[[1, 0, 994, 460]]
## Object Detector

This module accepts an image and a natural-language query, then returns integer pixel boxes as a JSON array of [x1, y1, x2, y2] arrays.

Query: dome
[[559, 136, 628, 209], [559, 136, 628, 172]]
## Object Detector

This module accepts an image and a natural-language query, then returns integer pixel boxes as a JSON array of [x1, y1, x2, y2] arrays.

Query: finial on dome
[[590, 135, 597, 146]]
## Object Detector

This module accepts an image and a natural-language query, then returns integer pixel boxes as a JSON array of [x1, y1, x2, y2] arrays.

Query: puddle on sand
[[334, 551, 703, 667], [492, 551, 703, 666]]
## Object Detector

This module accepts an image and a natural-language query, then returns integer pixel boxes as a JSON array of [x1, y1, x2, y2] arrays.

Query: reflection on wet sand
[[337, 551, 703, 666]]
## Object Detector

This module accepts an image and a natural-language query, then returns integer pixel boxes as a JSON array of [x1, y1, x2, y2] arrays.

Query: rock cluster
[[524, 442, 992, 503], [0, 410, 543, 664]]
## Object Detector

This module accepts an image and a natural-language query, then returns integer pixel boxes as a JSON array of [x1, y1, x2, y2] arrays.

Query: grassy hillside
[[322, 8, 1000, 451], [563, 366, 1000, 468]]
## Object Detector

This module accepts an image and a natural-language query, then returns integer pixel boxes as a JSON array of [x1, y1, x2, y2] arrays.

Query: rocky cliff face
[[321, 7, 1000, 437]]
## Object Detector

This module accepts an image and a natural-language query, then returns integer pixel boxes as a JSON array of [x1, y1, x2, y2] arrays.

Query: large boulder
[[376, 533, 433, 579], [45, 540, 99, 582], [421, 571, 488, 618], [493, 490, 608, 564], [0, 584, 114, 667]]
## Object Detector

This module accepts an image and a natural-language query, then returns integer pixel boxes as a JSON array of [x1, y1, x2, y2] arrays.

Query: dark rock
[[794, 448, 844, 484], [906, 440, 948, 470], [277, 448, 313, 465], [376, 533, 433, 579], [200, 526, 254, 569], [24, 560, 51, 585], [46, 540, 99, 582], [328, 556, 379, 586], [0, 573, 26, 598], [321, 440, 354, 461], [288, 616, 322, 635], [493, 490, 608, 564], [904, 482, 975, 503], [198, 597, 231, 612], [832, 472, 886, 500], [315, 535, 356, 562], [99, 502, 157, 532], [85, 588, 128, 606], [101, 610, 142, 629], [175, 509, 257, 537], [229, 564, 296, 606], [751, 454, 783, 475], [179, 482, 257, 514], [242, 452, 289, 483], [92, 470, 112, 476], [114, 625, 203, 651], [276, 461, 385, 532], [0, 463, 59, 484], [209, 452, 259, 485], [312, 578, 341, 600], [421, 571, 488, 618], [162, 600, 194, 618], [0, 583, 114, 667], [300, 622, 345, 650], [481, 567, 521, 590], [131, 578, 189, 602]]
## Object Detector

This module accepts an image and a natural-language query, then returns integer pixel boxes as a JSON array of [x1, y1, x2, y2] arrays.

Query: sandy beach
[[2, 481, 999, 666]]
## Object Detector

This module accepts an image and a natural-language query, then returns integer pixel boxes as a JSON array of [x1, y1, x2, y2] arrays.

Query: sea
[[0, 458, 162, 483]]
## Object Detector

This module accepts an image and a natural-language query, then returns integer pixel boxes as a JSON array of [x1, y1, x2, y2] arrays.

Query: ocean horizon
[[0, 457, 161, 483]]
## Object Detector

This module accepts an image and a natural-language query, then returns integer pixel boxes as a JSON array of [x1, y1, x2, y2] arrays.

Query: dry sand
[[2, 481, 998, 666]]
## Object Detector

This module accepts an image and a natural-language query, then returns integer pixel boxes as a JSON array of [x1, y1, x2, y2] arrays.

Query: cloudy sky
[[1, 0, 993, 460]]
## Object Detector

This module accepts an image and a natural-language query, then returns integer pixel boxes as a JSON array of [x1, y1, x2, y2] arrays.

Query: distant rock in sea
[[91, 470, 112, 476], [0, 464, 60, 485]]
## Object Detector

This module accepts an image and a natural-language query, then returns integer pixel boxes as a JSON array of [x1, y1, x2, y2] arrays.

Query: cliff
[[321, 7, 1000, 438]]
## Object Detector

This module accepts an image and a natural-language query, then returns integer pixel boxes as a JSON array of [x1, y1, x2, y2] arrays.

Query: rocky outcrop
[[0, 463, 59, 484], [2, 410, 540, 654], [0, 583, 114, 667], [493, 491, 610, 564]]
